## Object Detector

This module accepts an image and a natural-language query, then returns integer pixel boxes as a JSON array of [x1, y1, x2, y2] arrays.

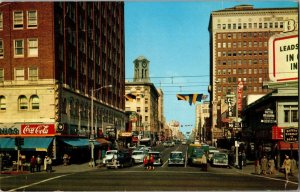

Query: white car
[[131, 150, 147, 164], [168, 151, 185, 166], [208, 147, 220, 162], [103, 150, 118, 165]]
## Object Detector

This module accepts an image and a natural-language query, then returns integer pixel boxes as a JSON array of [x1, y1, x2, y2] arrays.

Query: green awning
[[0, 137, 53, 151], [60, 138, 100, 148], [0, 138, 15, 151]]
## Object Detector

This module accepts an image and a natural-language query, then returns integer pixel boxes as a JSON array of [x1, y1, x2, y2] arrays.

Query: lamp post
[[90, 84, 112, 167]]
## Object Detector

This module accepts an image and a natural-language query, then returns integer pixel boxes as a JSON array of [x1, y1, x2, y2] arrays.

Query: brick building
[[0, 2, 125, 163], [208, 5, 298, 145]]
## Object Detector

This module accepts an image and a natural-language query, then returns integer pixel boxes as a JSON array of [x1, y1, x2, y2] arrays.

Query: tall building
[[208, 5, 298, 144], [0, 2, 125, 162], [125, 56, 160, 142], [195, 101, 210, 142]]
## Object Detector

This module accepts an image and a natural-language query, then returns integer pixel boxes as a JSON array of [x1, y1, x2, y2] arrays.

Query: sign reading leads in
[[269, 31, 298, 82], [283, 127, 298, 143]]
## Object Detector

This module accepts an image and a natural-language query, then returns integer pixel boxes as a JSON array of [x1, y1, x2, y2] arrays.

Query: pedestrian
[[290, 156, 297, 176], [242, 151, 246, 166], [43, 156, 47, 171], [63, 154, 69, 166], [254, 158, 260, 174], [268, 156, 276, 175], [30, 156, 37, 173], [46, 156, 52, 173], [150, 154, 155, 170], [36, 155, 42, 172], [282, 155, 291, 180], [260, 155, 268, 175], [143, 155, 148, 169], [238, 152, 242, 169]]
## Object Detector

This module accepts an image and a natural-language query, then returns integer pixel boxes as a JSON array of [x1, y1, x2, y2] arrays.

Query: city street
[[1, 144, 298, 191]]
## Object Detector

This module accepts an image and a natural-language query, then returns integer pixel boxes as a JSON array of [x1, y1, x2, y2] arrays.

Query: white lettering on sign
[[269, 32, 298, 82], [22, 125, 50, 135]]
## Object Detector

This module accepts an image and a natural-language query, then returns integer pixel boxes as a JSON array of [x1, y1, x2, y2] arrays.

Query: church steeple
[[133, 56, 150, 82]]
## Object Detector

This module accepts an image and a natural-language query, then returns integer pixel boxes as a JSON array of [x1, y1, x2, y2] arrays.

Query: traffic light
[[15, 137, 24, 147], [19, 138, 24, 146], [15, 137, 20, 146]]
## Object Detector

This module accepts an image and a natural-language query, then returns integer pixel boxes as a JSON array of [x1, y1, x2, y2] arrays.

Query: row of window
[[216, 21, 284, 30], [217, 41, 268, 49], [217, 68, 268, 76], [0, 67, 38, 82], [283, 105, 298, 123], [0, 95, 39, 111], [0, 38, 38, 59], [0, 10, 38, 30], [217, 31, 275, 40], [217, 86, 264, 94], [216, 77, 267, 84], [217, 59, 268, 66]]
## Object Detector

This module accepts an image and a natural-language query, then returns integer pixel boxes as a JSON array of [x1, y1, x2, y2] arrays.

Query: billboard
[[268, 31, 298, 82]]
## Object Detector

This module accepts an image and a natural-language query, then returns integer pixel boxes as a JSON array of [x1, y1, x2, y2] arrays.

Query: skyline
[[124, 0, 298, 134]]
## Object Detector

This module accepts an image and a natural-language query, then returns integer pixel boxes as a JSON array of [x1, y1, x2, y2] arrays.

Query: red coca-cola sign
[[21, 124, 55, 136]]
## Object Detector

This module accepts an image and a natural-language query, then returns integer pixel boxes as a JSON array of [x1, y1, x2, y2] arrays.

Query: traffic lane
[[2, 168, 297, 191]]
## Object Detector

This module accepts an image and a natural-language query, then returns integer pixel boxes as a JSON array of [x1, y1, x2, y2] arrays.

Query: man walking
[[282, 155, 291, 180], [36, 155, 42, 172]]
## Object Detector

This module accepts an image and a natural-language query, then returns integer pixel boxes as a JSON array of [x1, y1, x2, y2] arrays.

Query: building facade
[[195, 101, 210, 143], [0, 2, 125, 163], [125, 56, 160, 143], [208, 5, 298, 144]]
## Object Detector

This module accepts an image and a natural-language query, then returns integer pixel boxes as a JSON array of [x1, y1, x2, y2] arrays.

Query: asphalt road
[[0, 144, 298, 191]]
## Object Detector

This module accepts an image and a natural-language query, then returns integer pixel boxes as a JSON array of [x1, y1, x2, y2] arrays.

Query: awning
[[0, 137, 53, 152], [0, 138, 15, 151], [23, 137, 53, 151], [278, 141, 298, 150], [60, 138, 100, 148], [96, 138, 111, 146]]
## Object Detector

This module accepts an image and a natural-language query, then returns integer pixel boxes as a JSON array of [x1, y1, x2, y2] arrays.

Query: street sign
[[283, 127, 298, 143]]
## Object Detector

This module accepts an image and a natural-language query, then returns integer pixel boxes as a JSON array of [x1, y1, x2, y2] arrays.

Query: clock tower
[[133, 56, 150, 82]]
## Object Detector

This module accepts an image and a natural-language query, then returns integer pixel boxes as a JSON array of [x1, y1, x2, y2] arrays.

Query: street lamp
[[90, 84, 112, 167]]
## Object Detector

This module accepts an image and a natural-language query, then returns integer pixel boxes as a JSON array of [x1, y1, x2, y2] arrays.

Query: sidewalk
[[231, 161, 299, 182]]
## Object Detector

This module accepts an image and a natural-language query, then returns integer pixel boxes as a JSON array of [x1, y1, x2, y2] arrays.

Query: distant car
[[132, 150, 147, 164], [168, 151, 185, 166], [163, 141, 175, 147], [211, 152, 229, 167], [103, 150, 118, 165], [148, 151, 163, 166], [182, 140, 187, 145], [106, 150, 133, 169]]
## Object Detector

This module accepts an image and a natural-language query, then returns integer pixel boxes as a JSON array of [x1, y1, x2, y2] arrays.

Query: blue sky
[[124, 0, 298, 134]]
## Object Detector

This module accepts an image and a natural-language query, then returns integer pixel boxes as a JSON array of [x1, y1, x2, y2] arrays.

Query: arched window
[[0, 96, 6, 111], [30, 95, 39, 110], [18, 95, 28, 110]]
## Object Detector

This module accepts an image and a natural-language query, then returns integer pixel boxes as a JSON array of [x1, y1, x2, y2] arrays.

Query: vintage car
[[147, 151, 163, 166], [168, 151, 185, 166], [131, 150, 147, 164], [106, 150, 133, 169], [102, 150, 118, 165], [210, 152, 229, 168]]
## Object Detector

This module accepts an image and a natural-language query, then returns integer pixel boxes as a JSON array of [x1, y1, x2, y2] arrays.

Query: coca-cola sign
[[21, 124, 55, 136]]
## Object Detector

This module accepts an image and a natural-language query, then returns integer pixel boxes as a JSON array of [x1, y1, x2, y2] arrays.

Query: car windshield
[[214, 153, 226, 158], [132, 151, 143, 155], [106, 151, 117, 155], [170, 153, 182, 158]]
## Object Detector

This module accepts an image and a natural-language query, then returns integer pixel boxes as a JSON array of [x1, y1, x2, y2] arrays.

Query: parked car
[[102, 150, 118, 165], [168, 151, 185, 166], [163, 141, 175, 147], [208, 147, 220, 162], [132, 150, 147, 164], [106, 150, 133, 169], [210, 152, 229, 168], [148, 151, 163, 166]]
